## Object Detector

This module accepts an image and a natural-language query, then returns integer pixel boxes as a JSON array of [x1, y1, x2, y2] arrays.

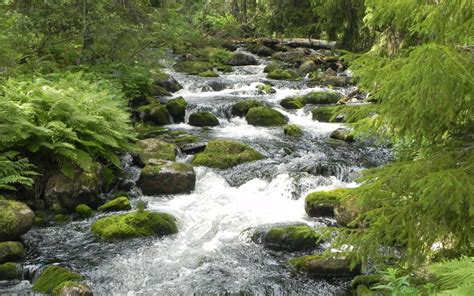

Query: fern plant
[[429, 257, 474, 295], [0, 151, 37, 191]]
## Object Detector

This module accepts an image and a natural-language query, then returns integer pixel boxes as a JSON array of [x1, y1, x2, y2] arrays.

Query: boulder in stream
[[166, 97, 187, 123], [283, 124, 303, 137], [303, 91, 342, 104], [53, 281, 93, 296], [153, 72, 183, 93], [280, 97, 305, 109], [138, 103, 172, 126], [0, 242, 25, 264], [136, 138, 177, 165], [98, 196, 131, 213], [231, 99, 264, 117], [245, 107, 288, 126], [299, 60, 318, 74], [228, 52, 258, 66], [137, 160, 196, 195], [0, 200, 34, 241], [253, 224, 321, 251], [330, 128, 355, 142], [267, 69, 301, 80], [192, 139, 263, 169], [288, 254, 360, 277], [91, 210, 178, 240], [32, 265, 85, 294], [188, 112, 219, 127]]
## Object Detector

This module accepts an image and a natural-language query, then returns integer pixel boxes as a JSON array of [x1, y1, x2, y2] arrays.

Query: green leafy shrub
[[0, 151, 37, 191]]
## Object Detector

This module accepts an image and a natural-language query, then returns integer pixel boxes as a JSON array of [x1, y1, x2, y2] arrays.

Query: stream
[[1, 50, 391, 295]]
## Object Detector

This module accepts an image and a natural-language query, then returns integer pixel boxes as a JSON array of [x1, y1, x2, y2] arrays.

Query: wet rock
[[137, 160, 196, 195], [272, 48, 310, 64], [188, 112, 219, 127], [166, 97, 187, 123], [263, 63, 283, 73], [136, 138, 177, 164], [53, 281, 93, 296], [0, 242, 25, 264], [91, 210, 178, 240], [288, 254, 360, 277], [330, 128, 355, 142], [310, 72, 351, 87], [231, 99, 264, 117], [299, 60, 317, 74], [138, 103, 172, 125], [216, 64, 233, 73], [98, 196, 131, 212], [256, 45, 274, 57], [228, 52, 258, 66], [181, 144, 207, 155], [0, 262, 22, 281], [75, 204, 93, 219], [351, 274, 382, 290], [153, 73, 183, 93], [267, 69, 301, 80], [158, 130, 199, 147], [280, 97, 305, 109], [311, 106, 340, 122], [174, 61, 213, 75], [32, 265, 84, 294], [303, 91, 342, 104], [283, 124, 303, 137], [245, 107, 288, 126], [253, 225, 320, 251], [198, 70, 219, 77], [256, 83, 276, 94], [192, 139, 263, 169], [0, 200, 35, 241], [208, 81, 229, 91]]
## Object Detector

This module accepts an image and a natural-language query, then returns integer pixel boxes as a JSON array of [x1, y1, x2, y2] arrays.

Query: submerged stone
[[245, 107, 288, 126], [192, 139, 263, 169], [0, 200, 34, 241], [91, 210, 178, 240]]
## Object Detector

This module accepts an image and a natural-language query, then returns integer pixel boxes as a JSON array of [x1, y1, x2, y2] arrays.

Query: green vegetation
[[32, 266, 84, 294], [75, 204, 93, 219], [283, 125, 303, 137], [192, 140, 263, 169], [245, 107, 288, 127], [231, 99, 264, 117], [0, 242, 25, 264], [98, 197, 132, 213], [91, 211, 178, 240], [188, 112, 220, 127], [267, 69, 300, 80], [262, 225, 320, 251], [0, 262, 21, 281]]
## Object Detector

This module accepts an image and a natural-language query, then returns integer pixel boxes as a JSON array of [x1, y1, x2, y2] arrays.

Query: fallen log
[[237, 37, 336, 50]]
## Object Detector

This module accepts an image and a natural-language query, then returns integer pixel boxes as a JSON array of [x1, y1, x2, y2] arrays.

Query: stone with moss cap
[[166, 97, 187, 123], [137, 160, 196, 195], [32, 265, 84, 294], [75, 204, 93, 218], [189, 112, 219, 127], [288, 254, 360, 277], [0, 242, 25, 264], [138, 103, 172, 126], [330, 128, 355, 142], [253, 225, 321, 251], [0, 200, 34, 241], [303, 91, 342, 104], [136, 138, 177, 164], [52, 281, 93, 296], [245, 107, 288, 126], [198, 70, 219, 77], [174, 61, 213, 75], [263, 62, 283, 73], [351, 274, 382, 289], [256, 83, 276, 94], [91, 210, 178, 240], [231, 99, 264, 117], [98, 196, 131, 212], [280, 97, 305, 109], [267, 69, 301, 80], [192, 139, 263, 169], [283, 125, 303, 137], [0, 262, 22, 281]]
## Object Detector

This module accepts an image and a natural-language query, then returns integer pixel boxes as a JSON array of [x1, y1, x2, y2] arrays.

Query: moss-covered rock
[[330, 128, 355, 142], [351, 274, 382, 289], [311, 106, 340, 122], [299, 60, 317, 74], [263, 63, 283, 73], [166, 97, 187, 123], [188, 112, 219, 127], [0, 200, 34, 241], [288, 254, 360, 277], [303, 91, 342, 104], [0, 242, 25, 264], [280, 97, 305, 109], [174, 61, 213, 75], [228, 52, 258, 66], [52, 281, 93, 296], [137, 160, 196, 195], [231, 99, 264, 117], [54, 214, 70, 223], [75, 204, 93, 219], [32, 266, 84, 294], [272, 48, 309, 64], [91, 210, 178, 240], [136, 138, 177, 164], [256, 83, 276, 94], [158, 130, 199, 147], [216, 64, 233, 73], [98, 196, 131, 212], [245, 107, 288, 126], [138, 103, 172, 125], [283, 124, 303, 137], [0, 262, 22, 281], [356, 285, 374, 296], [192, 139, 263, 169], [256, 225, 321, 251], [310, 72, 351, 87], [134, 124, 169, 139], [198, 70, 219, 77], [152, 71, 183, 93], [267, 69, 301, 80], [312, 105, 378, 123]]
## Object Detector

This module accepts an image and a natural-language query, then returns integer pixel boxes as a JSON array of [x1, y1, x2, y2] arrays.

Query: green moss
[[280, 97, 305, 109], [267, 69, 301, 80], [256, 83, 276, 94], [0, 262, 21, 281], [231, 99, 264, 117], [91, 210, 178, 240], [198, 70, 219, 77], [356, 285, 374, 296], [134, 123, 169, 139], [75, 204, 93, 218], [312, 106, 340, 122], [98, 196, 131, 212], [0, 200, 33, 240], [174, 61, 213, 75], [283, 124, 303, 137], [192, 139, 263, 169], [52, 203, 67, 214], [263, 225, 320, 251], [54, 214, 70, 223], [188, 112, 219, 127], [303, 91, 342, 104], [216, 64, 233, 73], [34, 217, 45, 226], [138, 103, 171, 125], [32, 266, 84, 293], [158, 130, 198, 146], [166, 97, 187, 123], [263, 63, 283, 73], [0, 242, 25, 264], [245, 107, 288, 126], [351, 274, 382, 289], [137, 138, 176, 163], [288, 254, 359, 277], [52, 281, 83, 296]]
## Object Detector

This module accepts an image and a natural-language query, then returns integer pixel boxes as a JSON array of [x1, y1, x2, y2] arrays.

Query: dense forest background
[[0, 0, 473, 294]]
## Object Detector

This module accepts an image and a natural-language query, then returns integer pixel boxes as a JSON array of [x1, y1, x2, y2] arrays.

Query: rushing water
[[3, 50, 391, 295]]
